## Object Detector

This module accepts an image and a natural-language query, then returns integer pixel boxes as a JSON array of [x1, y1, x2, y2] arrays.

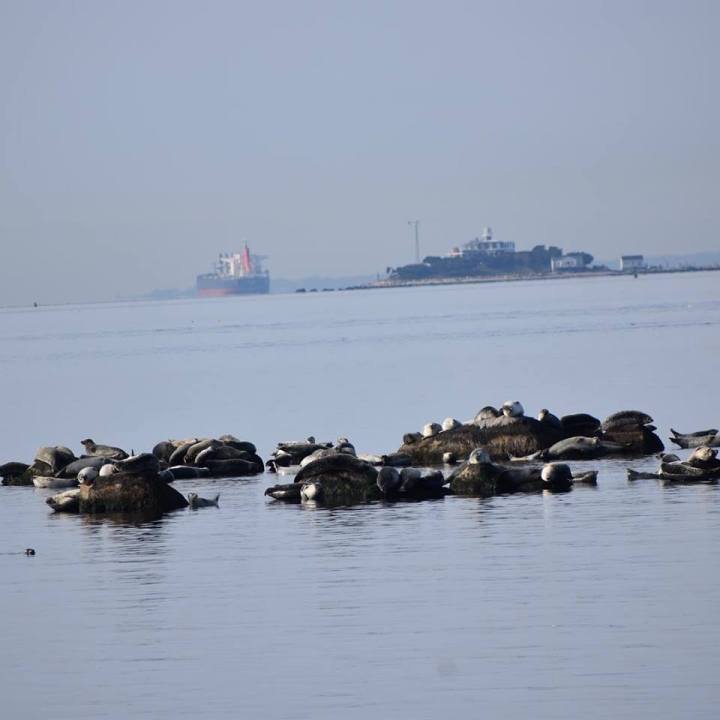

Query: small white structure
[[621, 255, 645, 271]]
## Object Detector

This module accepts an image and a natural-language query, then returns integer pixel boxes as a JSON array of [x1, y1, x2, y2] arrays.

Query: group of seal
[[264, 452, 449, 505], [0, 433, 264, 490], [0, 432, 262, 517], [2, 402, 716, 515], [627, 446, 720, 483], [265, 435, 412, 476], [263, 443, 599, 507], [153, 435, 263, 479], [397, 403, 664, 465], [669, 428, 720, 449]]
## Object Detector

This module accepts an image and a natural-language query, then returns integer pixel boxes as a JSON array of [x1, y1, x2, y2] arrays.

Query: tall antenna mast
[[408, 220, 420, 263]]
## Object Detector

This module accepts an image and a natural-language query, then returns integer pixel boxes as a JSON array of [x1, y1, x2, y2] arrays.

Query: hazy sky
[[0, 0, 718, 304]]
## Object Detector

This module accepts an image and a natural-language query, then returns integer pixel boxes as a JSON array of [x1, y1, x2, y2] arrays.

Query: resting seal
[[502, 401, 524, 418], [422, 423, 442, 438], [34, 446, 76, 475], [537, 409, 562, 429], [113, 453, 160, 476], [474, 406, 500, 427], [80, 439, 128, 461], [669, 429, 720, 449], [376, 467, 402, 496], [187, 492, 220, 509]]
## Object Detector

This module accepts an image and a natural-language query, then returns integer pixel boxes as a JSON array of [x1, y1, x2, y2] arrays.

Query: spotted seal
[[80, 439, 128, 461], [187, 492, 220, 509]]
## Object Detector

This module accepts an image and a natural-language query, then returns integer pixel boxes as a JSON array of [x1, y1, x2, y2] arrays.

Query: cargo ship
[[196, 246, 270, 297]]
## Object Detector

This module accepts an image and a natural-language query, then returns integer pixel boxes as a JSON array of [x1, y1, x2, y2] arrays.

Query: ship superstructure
[[197, 245, 270, 297]]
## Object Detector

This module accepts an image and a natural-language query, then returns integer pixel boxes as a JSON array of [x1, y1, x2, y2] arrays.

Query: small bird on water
[[25, 548, 35, 556]]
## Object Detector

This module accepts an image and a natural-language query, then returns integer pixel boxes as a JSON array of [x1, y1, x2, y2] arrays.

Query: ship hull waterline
[[196, 274, 270, 297]]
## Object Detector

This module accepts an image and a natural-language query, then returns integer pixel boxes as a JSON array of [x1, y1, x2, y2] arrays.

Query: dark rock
[[448, 460, 498, 496], [78, 472, 188, 514], [398, 415, 562, 465]]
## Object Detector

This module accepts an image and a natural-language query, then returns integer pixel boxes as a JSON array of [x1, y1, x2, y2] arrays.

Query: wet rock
[[76, 472, 188, 514], [399, 415, 562, 465]]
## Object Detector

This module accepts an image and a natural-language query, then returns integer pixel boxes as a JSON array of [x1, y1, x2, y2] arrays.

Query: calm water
[[1, 272, 719, 719]]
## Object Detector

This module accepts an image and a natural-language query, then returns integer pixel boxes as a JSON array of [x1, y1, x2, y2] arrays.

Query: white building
[[462, 227, 516, 255], [621, 255, 645, 271]]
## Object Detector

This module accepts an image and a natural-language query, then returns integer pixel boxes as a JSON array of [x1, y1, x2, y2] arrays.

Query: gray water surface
[[1, 272, 719, 719]]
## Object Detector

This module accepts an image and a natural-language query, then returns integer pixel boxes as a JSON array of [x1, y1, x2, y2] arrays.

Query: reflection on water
[[1, 274, 719, 719]]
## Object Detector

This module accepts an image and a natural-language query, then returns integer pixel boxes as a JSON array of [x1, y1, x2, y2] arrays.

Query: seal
[[222, 440, 258, 455], [46, 488, 81, 513], [537, 409, 562, 429], [560, 413, 601, 438], [0, 461, 30, 479], [300, 448, 340, 467], [441, 418, 462, 432], [393, 468, 445, 497], [80, 439, 128, 461], [601, 410, 653, 432], [34, 446, 76, 474], [77, 467, 98, 485], [544, 436, 625, 460], [357, 453, 384, 465], [571, 470, 598, 485], [669, 429, 720, 449], [152, 441, 176, 462], [422, 422, 442, 438], [32, 476, 78, 489], [686, 446, 720, 469], [98, 463, 117, 477], [600, 410, 664, 453], [398, 467, 421, 493], [55, 456, 107, 478], [168, 440, 198, 466], [540, 463, 573, 490], [469, 449, 491, 464], [195, 445, 249, 465], [294, 453, 378, 486], [502, 400, 524, 418], [474, 406, 500, 426], [335, 437, 356, 455], [300, 482, 321, 501], [184, 439, 221, 464], [376, 467, 402, 496], [187, 492, 220, 509], [113, 453, 160, 475], [264, 482, 302, 501]]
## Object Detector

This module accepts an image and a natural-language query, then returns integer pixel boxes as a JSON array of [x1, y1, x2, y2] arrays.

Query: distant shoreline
[[3, 265, 719, 310], [348, 265, 720, 291]]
